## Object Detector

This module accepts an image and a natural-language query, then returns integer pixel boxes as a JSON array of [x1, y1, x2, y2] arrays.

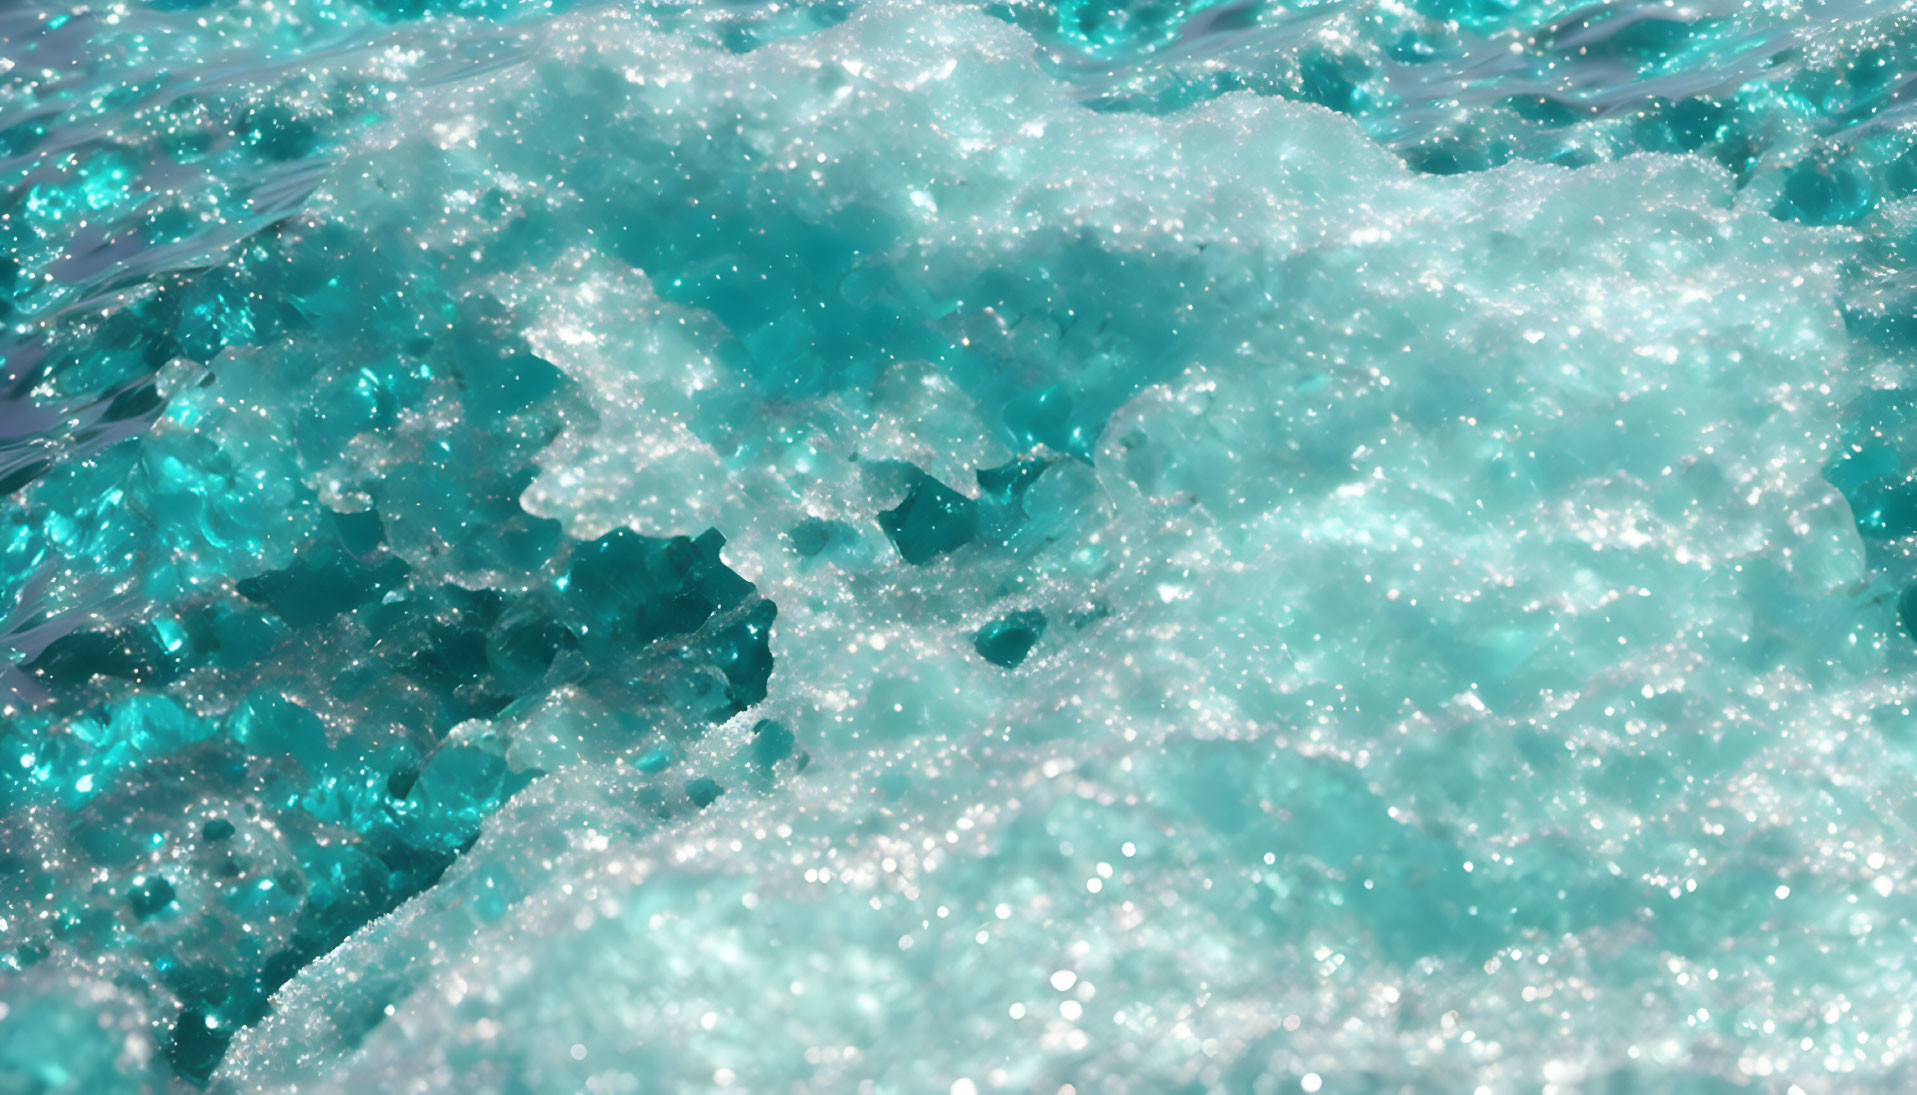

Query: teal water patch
[[973, 610, 1047, 668], [3, 0, 1917, 1092]]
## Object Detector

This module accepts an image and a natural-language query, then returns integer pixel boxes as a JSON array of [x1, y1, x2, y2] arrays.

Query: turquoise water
[[4, 0, 1917, 1091]]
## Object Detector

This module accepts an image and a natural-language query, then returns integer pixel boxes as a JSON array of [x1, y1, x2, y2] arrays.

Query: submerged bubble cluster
[[5, 0, 1917, 1092]]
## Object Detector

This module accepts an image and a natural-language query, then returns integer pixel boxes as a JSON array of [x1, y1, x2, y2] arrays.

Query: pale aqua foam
[[3, 1, 1917, 1093]]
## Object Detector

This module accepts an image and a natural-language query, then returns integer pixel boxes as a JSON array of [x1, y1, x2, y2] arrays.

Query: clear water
[[4, 0, 1917, 1092]]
